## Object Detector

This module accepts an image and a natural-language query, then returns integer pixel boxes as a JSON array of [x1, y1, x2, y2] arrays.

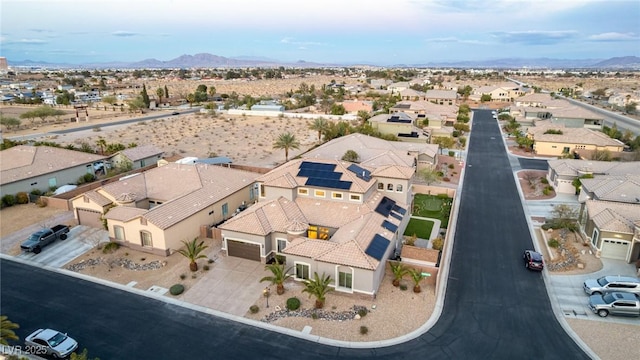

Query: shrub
[[102, 241, 120, 254], [542, 187, 551, 196], [169, 284, 185, 295], [360, 326, 369, 335], [286, 297, 301, 311], [179, 274, 186, 280], [249, 305, 260, 314], [202, 265, 210, 271], [448, 164, 454, 169], [358, 308, 368, 317], [436, 171, 444, 177], [16, 192, 29, 204], [442, 177, 450, 182], [35, 197, 47, 207], [1, 194, 16, 208], [548, 238, 560, 248], [30, 189, 43, 195], [207, 258, 215, 264], [448, 151, 455, 157], [431, 237, 444, 251], [311, 312, 318, 320], [540, 177, 549, 184], [400, 284, 408, 291]]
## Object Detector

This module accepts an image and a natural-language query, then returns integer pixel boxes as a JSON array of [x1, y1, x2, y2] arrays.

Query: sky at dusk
[[1, 0, 639, 65]]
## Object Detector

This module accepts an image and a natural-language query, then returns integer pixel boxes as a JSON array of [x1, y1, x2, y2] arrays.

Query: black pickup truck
[[20, 225, 70, 254]]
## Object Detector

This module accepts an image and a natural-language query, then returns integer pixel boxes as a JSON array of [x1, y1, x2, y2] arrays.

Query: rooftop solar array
[[392, 205, 406, 215], [365, 234, 390, 261], [381, 220, 398, 233], [298, 161, 353, 191], [374, 197, 396, 217], [389, 211, 403, 221], [346, 163, 372, 182], [387, 115, 412, 124]]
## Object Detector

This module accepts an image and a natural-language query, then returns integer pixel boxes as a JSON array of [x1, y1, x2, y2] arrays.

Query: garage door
[[601, 239, 629, 261], [77, 209, 103, 228], [227, 240, 261, 261]]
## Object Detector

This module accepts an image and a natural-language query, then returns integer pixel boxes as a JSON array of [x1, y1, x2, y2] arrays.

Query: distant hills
[[7, 53, 640, 70]]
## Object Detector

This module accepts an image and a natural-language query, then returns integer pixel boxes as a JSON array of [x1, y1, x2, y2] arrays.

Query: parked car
[[20, 225, 70, 254], [523, 249, 544, 271], [588, 292, 640, 317], [171, 111, 180, 115], [583, 275, 640, 295], [25, 328, 78, 358]]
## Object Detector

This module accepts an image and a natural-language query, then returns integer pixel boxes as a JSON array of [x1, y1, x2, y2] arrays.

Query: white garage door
[[601, 239, 629, 261]]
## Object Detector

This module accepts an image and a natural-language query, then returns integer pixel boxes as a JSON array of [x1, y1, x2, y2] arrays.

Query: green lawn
[[412, 194, 453, 228], [403, 218, 435, 239]]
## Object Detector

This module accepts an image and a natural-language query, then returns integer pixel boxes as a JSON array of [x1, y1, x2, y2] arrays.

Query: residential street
[[0, 110, 592, 359]]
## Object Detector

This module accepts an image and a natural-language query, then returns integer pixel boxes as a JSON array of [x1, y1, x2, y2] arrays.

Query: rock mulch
[[66, 257, 166, 272], [262, 305, 368, 323]]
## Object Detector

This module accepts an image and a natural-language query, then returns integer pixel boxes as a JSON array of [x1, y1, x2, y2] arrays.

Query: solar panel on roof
[[365, 234, 390, 261], [297, 168, 342, 179], [392, 205, 406, 215], [346, 163, 372, 182], [389, 212, 403, 221], [374, 197, 396, 217], [299, 161, 336, 172], [305, 177, 352, 190], [381, 220, 398, 233]]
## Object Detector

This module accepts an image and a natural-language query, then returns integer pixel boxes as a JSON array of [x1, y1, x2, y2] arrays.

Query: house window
[[250, 187, 255, 201], [338, 268, 353, 290], [140, 231, 152, 247], [387, 183, 394, 191], [591, 228, 599, 247], [396, 184, 403, 192], [114, 226, 125, 241], [140, 160, 146, 167], [350, 194, 361, 201], [314, 190, 325, 198], [298, 188, 309, 195], [48, 177, 57, 188], [140, 218, 147, 225], [260, 184, 266, 197], [295, 263, 310, 280], [378, 183, 384, 190], [562, 147, 570, 154], [332, 192, 343, 199], [222, 203, 229, 217], [277, 239, 287, 253]]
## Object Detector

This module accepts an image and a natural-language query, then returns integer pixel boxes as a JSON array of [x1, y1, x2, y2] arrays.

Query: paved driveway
[[181, 255, 270, 316]]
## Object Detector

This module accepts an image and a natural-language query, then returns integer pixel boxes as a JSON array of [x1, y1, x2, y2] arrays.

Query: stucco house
[[303, 133, 438, 171], [424, 90, 458, 105], [369, 112, 431, 143], [526, 122, 624, 157], [0, 145, 106, 197], [218, 158, 414, 295], [579, 200, 640, 263], [390, 101, 458, 129], [547, 159, 640, 194], [110, 145, 164, 170], [70, 163, 260, 255]]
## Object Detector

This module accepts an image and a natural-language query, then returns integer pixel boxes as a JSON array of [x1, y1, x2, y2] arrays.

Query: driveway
[[15, 225, 108, 268]]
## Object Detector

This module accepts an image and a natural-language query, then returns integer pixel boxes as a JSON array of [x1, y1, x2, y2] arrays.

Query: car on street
[[25, 328, 78, 358], [583, 275, 640, 295], [523, 249, 544, 271], [588, 292, 640, 317], [171, 111, 180, 115]]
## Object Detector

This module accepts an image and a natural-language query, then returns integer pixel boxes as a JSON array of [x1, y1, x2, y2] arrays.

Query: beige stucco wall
[[71, 196, 108, 213], [260, 184, 294, 202], [374, 122, 414, 136], [534, 141, 623, 157], [375, 177, 412, 205]]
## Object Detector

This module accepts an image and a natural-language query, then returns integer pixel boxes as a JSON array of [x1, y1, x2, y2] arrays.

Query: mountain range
[[7, 53, 640, 70]]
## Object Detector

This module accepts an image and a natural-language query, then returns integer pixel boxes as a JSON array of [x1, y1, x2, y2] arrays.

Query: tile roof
[[586, 200, 640, 234], [219, 197, 307, 235], [0, 145, 106, 185], [105, 206, 147, 222], [527, 122, 624, 147], [372, 165, 415, 179], [84, 190, 112, 206], [580, 176, 640, 204], [549, 159, 640, 177], [424, 90, 457, 99], [119, 145, 163, 162]]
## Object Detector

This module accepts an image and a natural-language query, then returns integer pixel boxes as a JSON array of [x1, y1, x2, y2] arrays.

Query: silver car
[[582, 275, 640, 295], [588, 292, 640, 317], [25, 328, 78, 358]]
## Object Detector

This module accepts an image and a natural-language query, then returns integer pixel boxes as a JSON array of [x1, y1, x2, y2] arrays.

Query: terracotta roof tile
[[119, 145, 163, 162], [586, 200, 640, 234], [105, 206, 147, 222]]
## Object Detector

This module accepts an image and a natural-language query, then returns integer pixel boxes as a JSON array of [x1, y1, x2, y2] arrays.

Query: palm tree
[[260, 259, 293, 295], [273, 132, 300, 162], [390, 261, 408, 287], [308, 118, 328, 142], [0, 315, 19, 345], [176, 238, 209, 272], [156, 87, 164, 104], [408, 268, 425, 293], [302, 272, 333, 309], [96, 138, 107, 155]]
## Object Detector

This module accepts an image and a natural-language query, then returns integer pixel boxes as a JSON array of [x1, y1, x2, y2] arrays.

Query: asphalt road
[[0, 110, 590, 359]]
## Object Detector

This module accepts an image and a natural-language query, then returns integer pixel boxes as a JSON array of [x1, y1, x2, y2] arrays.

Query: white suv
[[583, 275, 640, 295]]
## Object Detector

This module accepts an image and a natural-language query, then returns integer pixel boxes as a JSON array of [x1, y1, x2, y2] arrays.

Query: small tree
[[390, 261, 408, 287], [550, 204, 579, 231], [408, 268, 425, 293], [302, 272, 333, 309], [176, 238, 209, 272], [418, 167, 442, 185], [156, 87, 164, 104], [0, 315, 19, 345], [341, 150, 360, 162], [260, 259, 293, 295]]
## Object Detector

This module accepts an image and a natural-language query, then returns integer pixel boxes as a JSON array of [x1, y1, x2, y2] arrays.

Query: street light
[[263, 287, 271, 308]]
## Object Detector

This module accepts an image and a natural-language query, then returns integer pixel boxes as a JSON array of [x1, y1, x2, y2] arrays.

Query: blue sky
[[1, 0, 639, 65]]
